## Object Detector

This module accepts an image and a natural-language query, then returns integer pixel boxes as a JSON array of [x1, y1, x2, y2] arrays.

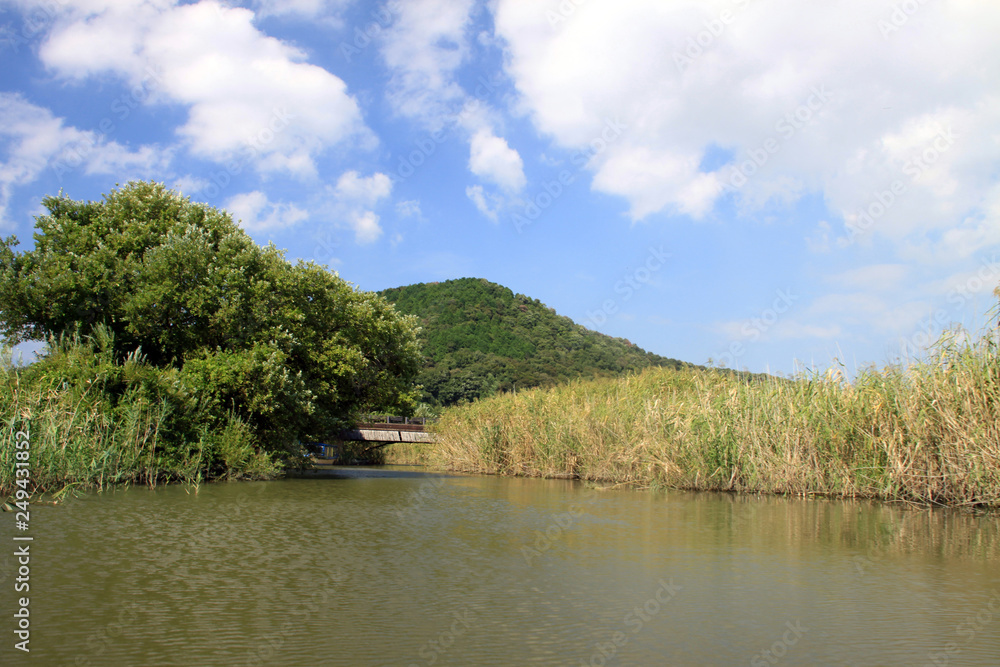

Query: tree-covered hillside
[[380, 278, 696, 406]]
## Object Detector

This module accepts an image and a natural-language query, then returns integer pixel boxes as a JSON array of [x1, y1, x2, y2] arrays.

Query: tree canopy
[[0, 181, 421, 455]]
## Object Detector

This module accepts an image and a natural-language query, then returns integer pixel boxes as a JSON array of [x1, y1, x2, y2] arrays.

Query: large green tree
[[0, 181, 421, 452]]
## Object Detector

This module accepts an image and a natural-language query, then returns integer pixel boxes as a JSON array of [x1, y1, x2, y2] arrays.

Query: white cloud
[[328, 170, 392, 244], [0, 92, 167, 229], [251, 0, 350, 22], [468, 129, 525, 192], [380, 0, 525, 194], [222, 170, 392, 246], [380, 0, 474, 131], [806, 220, 833, 253], [716, 316, 842, 343], [36, 0, 370, 179], [84, 142, 169, 177], [466, 184, 501, 221], [592, 147, 721, 219], [349, 210, 382, 244], [225, 190, 308, 232], [926, 257, 1000, 302], [334, 170, 392, 206], [491, 0, 1000, 367], [492, 0, 1000, 241], [171, 175, 210, 194], [396, 199, 422, 218]]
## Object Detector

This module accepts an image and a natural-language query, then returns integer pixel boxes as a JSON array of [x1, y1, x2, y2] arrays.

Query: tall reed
[[0, 334, 280, 498], [416, 318, 1000, 508]]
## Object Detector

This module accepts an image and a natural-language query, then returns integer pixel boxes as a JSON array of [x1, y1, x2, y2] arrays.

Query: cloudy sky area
[[1, 0, 998, 374]]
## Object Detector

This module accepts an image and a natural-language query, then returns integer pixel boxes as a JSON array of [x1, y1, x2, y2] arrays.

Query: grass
[[391, 314, 1000, 509], [0, 334, 281, 499]]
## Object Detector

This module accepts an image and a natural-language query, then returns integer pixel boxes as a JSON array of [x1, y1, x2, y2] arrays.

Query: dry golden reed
[[404, 324, 1000, 508]]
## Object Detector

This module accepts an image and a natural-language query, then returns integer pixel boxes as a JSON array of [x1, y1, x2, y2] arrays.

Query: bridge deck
[[337, 416, 437, 444], [340, 427, 436, 443], [310, 417, 437, 460]]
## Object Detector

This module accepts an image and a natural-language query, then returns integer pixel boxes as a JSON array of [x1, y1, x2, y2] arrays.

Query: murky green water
[[3, 467, 1000, 665]]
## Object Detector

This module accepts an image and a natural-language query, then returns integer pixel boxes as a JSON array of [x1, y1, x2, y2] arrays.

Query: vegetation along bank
[[391, 300, 1000, 509]]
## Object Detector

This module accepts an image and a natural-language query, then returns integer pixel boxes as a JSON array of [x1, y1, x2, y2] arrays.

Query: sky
[[1, 0, 999, 376]]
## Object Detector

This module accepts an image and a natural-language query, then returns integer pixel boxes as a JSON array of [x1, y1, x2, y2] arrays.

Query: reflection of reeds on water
[[403, 296, 1000, 510], [702, 493, 1000, 561]]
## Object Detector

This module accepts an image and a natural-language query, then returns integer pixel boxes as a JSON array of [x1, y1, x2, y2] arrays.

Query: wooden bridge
[[310, 416, 437, 461], [339, 415, 437, 444]]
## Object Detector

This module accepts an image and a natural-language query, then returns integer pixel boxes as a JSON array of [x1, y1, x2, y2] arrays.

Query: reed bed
[[0, 338, 280, 498], [414, 325, 1000, 508], [1, 370, 164, 496]]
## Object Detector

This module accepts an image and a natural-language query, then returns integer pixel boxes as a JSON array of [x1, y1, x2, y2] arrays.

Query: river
[[4, 466, 1000, 665]]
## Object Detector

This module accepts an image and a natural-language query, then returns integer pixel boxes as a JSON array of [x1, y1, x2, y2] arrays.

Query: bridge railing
[[360, 414, 437, 426]]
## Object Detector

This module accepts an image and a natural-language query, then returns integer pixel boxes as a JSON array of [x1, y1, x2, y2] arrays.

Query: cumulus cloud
[[493, 0, 1000, 362], [0, 92, 168, 229], [592, 147, 721, 219], [380, 0, 525, 210], [380, 0, 474, 130], [334, 170, 392, 206], [349, 210, 382, 244], [225, 190, 308, 232], [468, 129, 525, 192], [465, 184, 500, 221], [329, 170, 393, 244], [171, 175, 211, 195], [35, 0, 370, 179], [492, 0, 1000, 250]]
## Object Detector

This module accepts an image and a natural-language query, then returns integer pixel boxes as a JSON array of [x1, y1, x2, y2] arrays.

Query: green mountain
[[379, 277, 697, 406]]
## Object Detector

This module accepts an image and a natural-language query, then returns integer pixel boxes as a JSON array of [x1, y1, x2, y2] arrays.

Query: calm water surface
[[4, 466, 1000, 666]]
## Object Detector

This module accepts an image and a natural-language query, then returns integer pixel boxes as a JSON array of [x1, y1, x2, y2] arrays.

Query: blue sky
[[2, 0, 999, 375]]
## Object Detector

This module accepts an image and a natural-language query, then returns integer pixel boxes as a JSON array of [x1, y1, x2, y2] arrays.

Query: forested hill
[[379, 278, 696, 406]]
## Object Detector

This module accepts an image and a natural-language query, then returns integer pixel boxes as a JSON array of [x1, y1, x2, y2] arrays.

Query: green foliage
[[1, 329, 280, 496], [380, 277, 696, 406], [0, 181, 421, 469]]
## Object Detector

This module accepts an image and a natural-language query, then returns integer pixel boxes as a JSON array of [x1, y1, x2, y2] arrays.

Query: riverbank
[[390, 323, 1000, 509]]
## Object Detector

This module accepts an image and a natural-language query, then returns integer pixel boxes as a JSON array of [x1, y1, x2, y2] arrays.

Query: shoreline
[[5, 455, 997, 514]]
